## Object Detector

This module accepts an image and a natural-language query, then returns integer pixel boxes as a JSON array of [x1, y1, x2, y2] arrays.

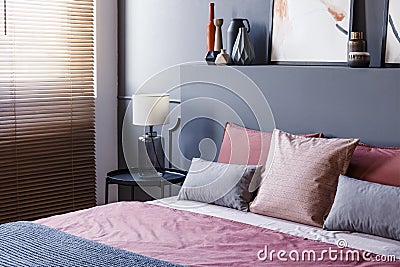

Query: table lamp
[[132, 94, 170, 174]]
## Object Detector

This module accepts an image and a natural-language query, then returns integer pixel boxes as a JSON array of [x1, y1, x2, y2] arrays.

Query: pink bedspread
[[37, 202, 397, 266]]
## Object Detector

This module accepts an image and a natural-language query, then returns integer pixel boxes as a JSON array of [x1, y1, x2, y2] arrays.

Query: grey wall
[[118, 0, 271, 170], [180, 64, 400, 166], [119, 0, 399, 175]]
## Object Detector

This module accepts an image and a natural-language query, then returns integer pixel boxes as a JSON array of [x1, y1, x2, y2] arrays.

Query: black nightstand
[[105, 168, 186, 204]]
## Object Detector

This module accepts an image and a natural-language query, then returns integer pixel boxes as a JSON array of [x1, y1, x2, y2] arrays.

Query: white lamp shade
[[132, 94, 170, 126]]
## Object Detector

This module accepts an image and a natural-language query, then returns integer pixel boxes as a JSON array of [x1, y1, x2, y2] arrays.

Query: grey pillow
[[178, 158, 262, 211], [324, 175, 400, 241]]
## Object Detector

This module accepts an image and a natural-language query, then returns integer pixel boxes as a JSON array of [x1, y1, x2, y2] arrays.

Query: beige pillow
[[250, 129, 359, 227]]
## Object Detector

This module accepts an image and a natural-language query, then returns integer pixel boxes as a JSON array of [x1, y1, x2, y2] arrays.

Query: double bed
[[1, 123, 399, 266], [1, 196, 397, 266], [26, 197, 399, 266]]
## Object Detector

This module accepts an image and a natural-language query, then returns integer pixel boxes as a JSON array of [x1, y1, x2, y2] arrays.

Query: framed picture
[[268, 0, 354, 65], [382, 0, 400, 67]]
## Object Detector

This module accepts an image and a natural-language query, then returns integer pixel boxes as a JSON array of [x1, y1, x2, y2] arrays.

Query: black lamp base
[[138, 126, 165, 175]]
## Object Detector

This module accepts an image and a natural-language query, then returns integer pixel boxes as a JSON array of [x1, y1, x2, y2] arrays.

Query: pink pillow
[[346, 143, 400, 187], [217, 122, 323, 167], [250, 129, 359, 227]]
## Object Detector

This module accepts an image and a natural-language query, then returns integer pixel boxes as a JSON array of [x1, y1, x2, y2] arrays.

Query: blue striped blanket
[[0, 222, 185, 267]]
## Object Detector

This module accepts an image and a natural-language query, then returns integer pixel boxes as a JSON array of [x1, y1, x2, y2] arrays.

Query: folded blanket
[[0, 221, 184, 267]]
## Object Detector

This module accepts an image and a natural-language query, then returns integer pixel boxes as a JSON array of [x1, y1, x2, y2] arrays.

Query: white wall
[[123, 0, 268, 94], [95, 0, 118, 205], [120, 0, 269, 170]]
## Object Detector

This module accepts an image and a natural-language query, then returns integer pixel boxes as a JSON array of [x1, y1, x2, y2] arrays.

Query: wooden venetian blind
[[0, 0, 96, 224]]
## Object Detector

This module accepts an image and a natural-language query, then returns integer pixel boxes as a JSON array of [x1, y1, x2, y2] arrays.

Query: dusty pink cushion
[[217, 123, 323, 193], [217, 122, 323, 167], [250, 129, 359, 227], [346, 143, 400, 187]]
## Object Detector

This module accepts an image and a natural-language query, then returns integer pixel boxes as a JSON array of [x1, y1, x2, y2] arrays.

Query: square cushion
[[218, 122, 323, 166], [250, 129, 359, 227], [346, 143, 400, 187], [217, 123, 322, 192], [178, 158, 262, 211]]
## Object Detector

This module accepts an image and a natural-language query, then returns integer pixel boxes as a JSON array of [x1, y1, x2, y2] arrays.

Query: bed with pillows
[[1, 122, 399, 266]]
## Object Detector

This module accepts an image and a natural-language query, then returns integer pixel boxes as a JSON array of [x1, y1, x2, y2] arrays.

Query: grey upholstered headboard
[[180, 65, 400, 165]]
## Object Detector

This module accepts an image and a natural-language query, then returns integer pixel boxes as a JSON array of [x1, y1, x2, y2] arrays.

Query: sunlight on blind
[[0, 0, 95, 223]]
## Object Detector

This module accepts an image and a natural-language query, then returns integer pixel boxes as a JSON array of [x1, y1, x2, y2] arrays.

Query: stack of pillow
[[178, 122, 400, 241]]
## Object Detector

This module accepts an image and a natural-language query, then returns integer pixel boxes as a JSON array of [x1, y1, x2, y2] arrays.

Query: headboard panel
[[180, 64, 400, 165]]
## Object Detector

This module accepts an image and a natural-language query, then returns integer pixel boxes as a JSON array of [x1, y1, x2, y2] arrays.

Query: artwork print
[[383, 0, 400, 66], [269, 0, 352, 64]]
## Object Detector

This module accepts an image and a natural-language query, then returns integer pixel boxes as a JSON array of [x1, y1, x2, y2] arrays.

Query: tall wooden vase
[[213, 18, 223, 52], [206, 3, 215, 52], [205, 3, 218, 64]]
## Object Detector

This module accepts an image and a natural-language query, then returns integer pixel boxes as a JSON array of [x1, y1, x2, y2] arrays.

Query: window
[[0, 0, 95, 223]]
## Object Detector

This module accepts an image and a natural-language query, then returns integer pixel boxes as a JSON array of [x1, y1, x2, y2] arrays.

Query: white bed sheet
[[150, 196, 400, 259]]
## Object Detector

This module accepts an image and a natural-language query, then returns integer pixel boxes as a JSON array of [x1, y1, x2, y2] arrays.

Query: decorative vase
[[226, 18, 250, 58], [231, 27, 255, 65], [348, 32, 367, 53], [206, 3, 216, 52], [205, 50, 220, 65], [215, 49, 231, 65], [348, 52, 370, 68], [213, 18, 223, 52], [347, 32, 369, 68]]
